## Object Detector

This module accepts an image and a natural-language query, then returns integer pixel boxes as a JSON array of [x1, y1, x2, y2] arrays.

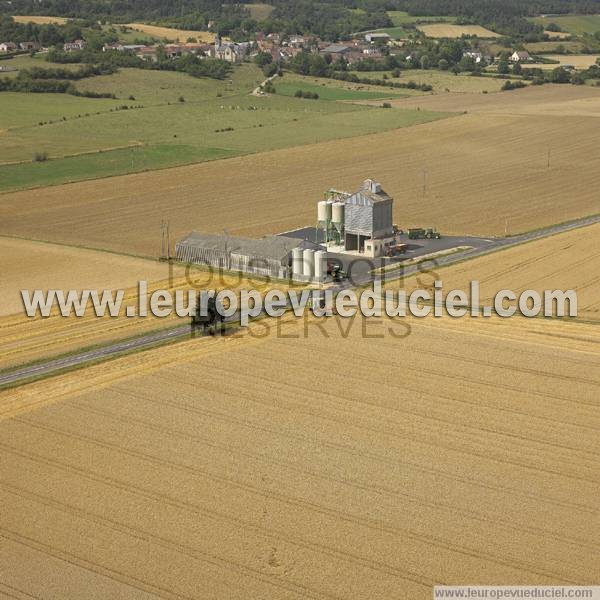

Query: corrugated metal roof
[[322, 44, 349, 53], [177, 232, 317, 261]]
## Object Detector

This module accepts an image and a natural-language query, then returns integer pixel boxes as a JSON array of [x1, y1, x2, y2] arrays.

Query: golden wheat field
[[124, 23, 217, 43], [12, 15, 69, 25], [416, 23, 500, 38], [2, 85, 600, 255], [0, 237, 175, 317], [389, 222, 600, 320], [529, 54, 600, 70], [0, 307, 598, 599], [0, 253, 289, 370]]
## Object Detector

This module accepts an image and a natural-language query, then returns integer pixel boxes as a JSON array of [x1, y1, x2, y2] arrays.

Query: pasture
[[1, 85, 599, 255], [0, 64, 443, 191], [273, 77, 407, 101], [416, 24, 500, 38], [387, 11, 457, 25], [0, 302, 598, 598], [531, 14, 600, 36]]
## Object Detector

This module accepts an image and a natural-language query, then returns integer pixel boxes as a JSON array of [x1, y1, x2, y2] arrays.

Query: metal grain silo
[[314, 250, 327, 281], [292, 247, 304, 279], [303, 248, 315, 278]]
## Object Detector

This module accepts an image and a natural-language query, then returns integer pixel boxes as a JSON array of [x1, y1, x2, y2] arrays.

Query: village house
[[19, 41, 39, 51], [136, 47, 158, 62], [510, 50, 531, 62], [0, 42, 17, 53], [63, 39, 86, 52]]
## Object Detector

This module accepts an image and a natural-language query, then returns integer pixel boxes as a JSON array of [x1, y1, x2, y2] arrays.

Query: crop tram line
[[1, 214, 599, 390]]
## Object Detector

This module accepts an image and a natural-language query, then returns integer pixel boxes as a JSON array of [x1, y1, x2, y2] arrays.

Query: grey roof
[[322, 44, 349, 53], [177, 232, 318, 261], [346, 188, 392, 205]]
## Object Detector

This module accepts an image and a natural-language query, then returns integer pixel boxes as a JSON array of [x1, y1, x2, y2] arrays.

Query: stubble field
[[416, 23, 500, 38], [387, 222, 600, 321], [0, 303, 598, 599]]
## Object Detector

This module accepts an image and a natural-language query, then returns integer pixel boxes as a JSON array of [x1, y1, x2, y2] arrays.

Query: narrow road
[[1, 214, 598, 389]]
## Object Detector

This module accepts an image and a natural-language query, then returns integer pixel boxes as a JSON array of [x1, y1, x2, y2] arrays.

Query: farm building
[[365, 32, 390, 43], [344, 179, 394, 255], [175, 232, 324, 280]]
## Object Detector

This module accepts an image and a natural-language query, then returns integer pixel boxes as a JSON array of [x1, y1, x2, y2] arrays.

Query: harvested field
[[11, 15, 68, 24], [124, 23, 217, 43], [0, 238, 291, 369], [529, 54, 600, 70], [2, 87, 600, 252], [0, 309, 598, 598], [387, 82, 600, 117], [0, 237, 174, 317], [417, 24, 500, 38], [543, 30, 572, 39], [386, 222, 600, 321]]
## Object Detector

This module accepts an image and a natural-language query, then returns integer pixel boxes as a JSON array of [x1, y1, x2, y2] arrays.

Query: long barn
[[175, 232, 322, 280]]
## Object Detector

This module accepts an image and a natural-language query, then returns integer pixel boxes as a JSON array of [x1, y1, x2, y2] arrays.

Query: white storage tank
[[303, 249, 315, 278], [317, 201, 329, 223], [314, 250, 327, 280], [292, 247, 304, 279], [332, 202, 344, 226]]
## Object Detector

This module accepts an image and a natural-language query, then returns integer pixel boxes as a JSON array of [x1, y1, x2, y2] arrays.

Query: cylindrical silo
[[292, 247, 303, 279], [303, 249, 314, 278], [332, 202, 344, 227], [317, 201, 329, 223], [325, 200, 333, 221], [314, 250, 327, 281]]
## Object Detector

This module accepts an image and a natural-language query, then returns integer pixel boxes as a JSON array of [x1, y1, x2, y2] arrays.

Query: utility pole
[[422, 167, 428, 198]]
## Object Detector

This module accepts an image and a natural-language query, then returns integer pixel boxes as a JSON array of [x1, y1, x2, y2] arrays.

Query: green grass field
[[273, 79, 406, 101], [530, 14, 600, 36], [387, 11, 457, 26], [0, 65, 447, 191]]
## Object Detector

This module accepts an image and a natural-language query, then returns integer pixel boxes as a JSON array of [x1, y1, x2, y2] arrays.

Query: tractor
[[408, 227, 441, 240], [192, 294, 225, 335]]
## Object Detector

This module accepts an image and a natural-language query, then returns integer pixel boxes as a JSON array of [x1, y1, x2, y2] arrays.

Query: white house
[[510, 50, 531, 62], [63, 39, 86, 52], [0, 42, 17, 53]]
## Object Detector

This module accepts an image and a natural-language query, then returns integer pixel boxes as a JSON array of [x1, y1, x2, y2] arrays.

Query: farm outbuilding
[[175, 232, 323, 280]]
